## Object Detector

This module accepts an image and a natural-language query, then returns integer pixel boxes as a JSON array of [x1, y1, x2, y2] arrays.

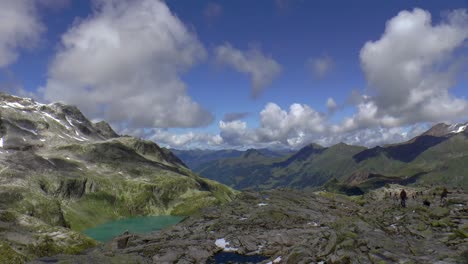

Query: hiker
[[423, 199, 430, 207], [440, 187, 448, 206], [400, 189, 407, 208]]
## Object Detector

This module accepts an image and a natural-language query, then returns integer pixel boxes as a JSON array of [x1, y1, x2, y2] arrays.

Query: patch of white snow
[[455, 124, 467, 133], [5, 102, 25, 109], [215, 238, 238, 252], [46, 159, 55, 166], [72, 136, 86, 142], [0, 137, 3, 148], [16, 125, 38, 135], [266, 257, 282, 264], [258, 203, 268, 206], [43, 112, 70, 129], [215, 238, 227, 248], [450, 123, 467, 133], [65, 116, 76, 128]]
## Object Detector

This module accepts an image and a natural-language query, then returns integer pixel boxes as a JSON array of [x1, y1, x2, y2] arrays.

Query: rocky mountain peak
[[0, 93, 119, 150], [423, 122, 468, 137], [242, 148, 264, 158], [93, 121, 119, 138]]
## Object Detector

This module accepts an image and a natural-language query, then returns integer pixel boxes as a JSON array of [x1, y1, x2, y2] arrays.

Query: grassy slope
[[0, 138, 236, 263], [191, 133, 468, 192], [194, 144, 366, 190]]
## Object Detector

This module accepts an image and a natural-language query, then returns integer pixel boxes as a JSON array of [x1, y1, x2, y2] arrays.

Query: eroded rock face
[[32, 187, 468, 263]]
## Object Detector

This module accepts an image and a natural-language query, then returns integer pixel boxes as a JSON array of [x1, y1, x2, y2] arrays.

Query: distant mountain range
[[171, 148, 294, 168], [175, 123, 468, 192], [0, 93, 235, 261]]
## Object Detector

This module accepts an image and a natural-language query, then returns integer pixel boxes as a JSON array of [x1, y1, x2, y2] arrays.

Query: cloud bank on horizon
[[0, 0, 467, 149]]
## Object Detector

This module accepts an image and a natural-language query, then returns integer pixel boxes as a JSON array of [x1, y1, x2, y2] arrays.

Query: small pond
[[83, 215, 184, 242]]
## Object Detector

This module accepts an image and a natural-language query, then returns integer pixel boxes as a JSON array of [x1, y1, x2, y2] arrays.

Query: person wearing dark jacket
[[400, 189, 407, 208], [440, 187, 449, 205]]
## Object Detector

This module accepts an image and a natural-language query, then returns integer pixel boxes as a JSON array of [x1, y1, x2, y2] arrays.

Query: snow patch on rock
[[266, 256, 282, 264], [16, 125, 38, 136], [215, 238, 238, 252], [43, 112, 70, 129], [454, 124, 467, 133]]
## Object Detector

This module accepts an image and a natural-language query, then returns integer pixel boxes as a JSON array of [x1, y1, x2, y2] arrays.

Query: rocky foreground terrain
[[32, 185, 468, 263]]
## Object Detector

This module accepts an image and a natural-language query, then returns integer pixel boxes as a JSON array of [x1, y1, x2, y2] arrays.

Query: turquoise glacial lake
[[83, 215, 184, 242]]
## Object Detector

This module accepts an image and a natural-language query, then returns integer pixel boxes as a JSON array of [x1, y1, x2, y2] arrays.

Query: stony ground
[[31, 185, 468, 264]]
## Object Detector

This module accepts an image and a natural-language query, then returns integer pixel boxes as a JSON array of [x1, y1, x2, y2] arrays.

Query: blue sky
[[1, 0, 467, 149]]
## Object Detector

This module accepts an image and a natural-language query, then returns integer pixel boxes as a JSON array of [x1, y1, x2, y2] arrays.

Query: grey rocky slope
[[0, 93, 236, 263], [31, 185, 468, 263]]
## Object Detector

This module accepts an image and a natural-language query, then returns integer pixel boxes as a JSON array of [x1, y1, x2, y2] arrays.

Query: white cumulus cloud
[[144, 101, 433, 149], [256, 103, 326, 144], [0, 0, 44, 67], [215, 43, 282, 98], [144, 8, 468, 150], [216, 103, 326, 148], [355, 8, 468, 129], [150, 129, 223, 149], [41, 0, 213, 128]]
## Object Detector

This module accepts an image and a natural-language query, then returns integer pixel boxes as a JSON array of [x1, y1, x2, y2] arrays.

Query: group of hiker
[[388, 187, 449, 208]]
